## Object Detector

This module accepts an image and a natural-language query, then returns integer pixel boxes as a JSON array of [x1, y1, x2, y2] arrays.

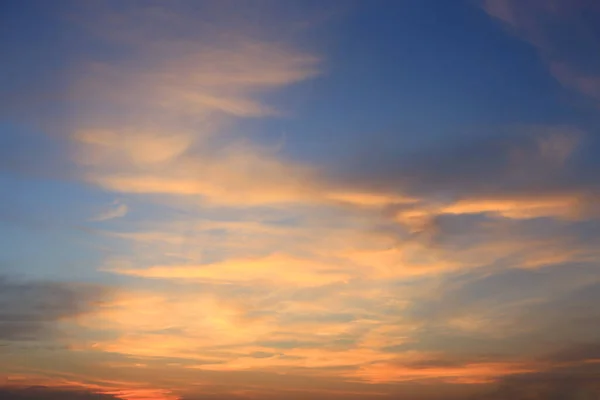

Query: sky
[[1, 0, 600, 399]]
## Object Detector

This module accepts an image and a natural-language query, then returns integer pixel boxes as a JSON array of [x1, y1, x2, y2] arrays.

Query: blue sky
[[1, 1, 600, 399]]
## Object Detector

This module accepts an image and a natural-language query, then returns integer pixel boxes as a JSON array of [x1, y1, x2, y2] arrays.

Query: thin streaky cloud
[[90, 201, 129, 222]]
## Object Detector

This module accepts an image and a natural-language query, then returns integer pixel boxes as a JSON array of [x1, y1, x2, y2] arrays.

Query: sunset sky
[[1, 1, 600, 399]]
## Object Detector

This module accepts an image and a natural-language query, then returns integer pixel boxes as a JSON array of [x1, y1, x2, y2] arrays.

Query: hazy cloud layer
[[0, 277, 107, 342], [0, 386, 119, 400]]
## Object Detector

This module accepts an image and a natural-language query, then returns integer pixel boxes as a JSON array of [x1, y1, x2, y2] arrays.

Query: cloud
[[77, 95, 600, 395], [482, 0, 600, 104], [334, 126, 600, 250], [72, 288, 279, 359], [90, 201, 128, 222], [66, 279, 429, 376], [475, 364, 600, 400], [98, 128, 600, 290], [64, 2, 422, 211], [541, 342, 600, 365], [438, 194, 582, 220], [359, 127, 586, 199], [389, 266, 600, 368], [70, 265, 600, 385], [66, 4, 325, 208], [0, 386, 119, 400], [346, 360, 536, 384], [0, 370, 181, 400], [0, 277, 108, 342], [3, 2, 600, 399], [108, 253, 356, 286]]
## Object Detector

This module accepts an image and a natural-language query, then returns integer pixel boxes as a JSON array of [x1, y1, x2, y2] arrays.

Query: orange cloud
[[67, 26, 326, 209], [347, 361, 537, 384], [108, 253, 355, 286], [1, 372, 178, 400], [440, 194, 584, 220], [69, 284, 420, 374]]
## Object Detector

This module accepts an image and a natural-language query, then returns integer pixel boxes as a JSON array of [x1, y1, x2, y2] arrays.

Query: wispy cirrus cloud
[[482, 0, 600, 105], [90, 200, 128, 222], [67, 7, 323, 208]]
